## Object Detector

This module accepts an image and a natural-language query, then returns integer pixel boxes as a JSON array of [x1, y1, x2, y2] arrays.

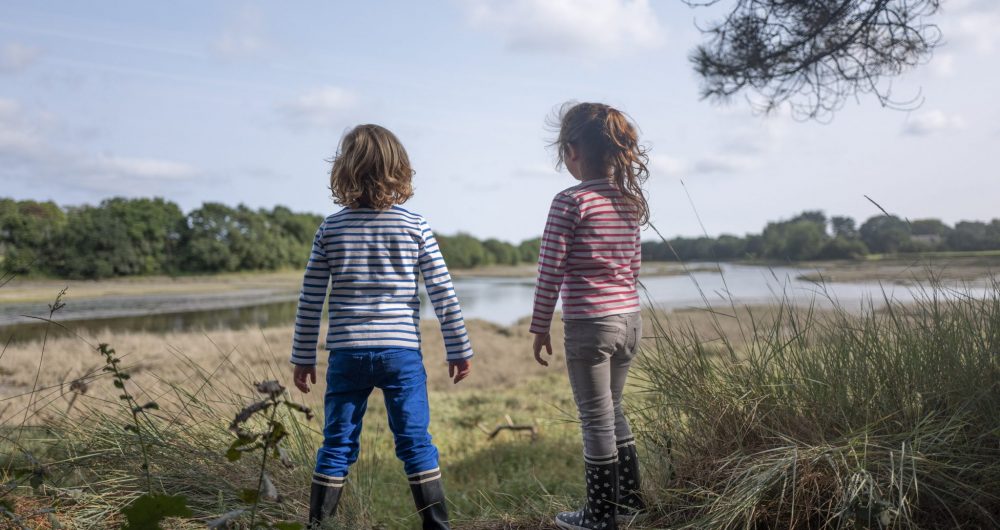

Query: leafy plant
[[96, 343, 192, 529], [224, 380, 313, 529]]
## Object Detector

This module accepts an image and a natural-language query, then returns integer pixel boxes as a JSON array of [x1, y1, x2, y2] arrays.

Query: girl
[[291, 124, 473, 529], [531, 103, 648, 530]]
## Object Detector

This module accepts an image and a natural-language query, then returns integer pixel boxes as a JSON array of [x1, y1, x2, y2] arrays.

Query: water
[[0, 263, 986, 343]]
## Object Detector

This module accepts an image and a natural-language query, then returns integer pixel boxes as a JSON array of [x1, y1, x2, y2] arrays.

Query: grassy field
[[0, 301, 763, 529], [0, 310, 619, 528], [794, 254, 1000, 284], [3, 279, 999, 528]]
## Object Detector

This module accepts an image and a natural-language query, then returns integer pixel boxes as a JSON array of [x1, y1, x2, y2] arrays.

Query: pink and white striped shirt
[[530, 178, 642, 334]]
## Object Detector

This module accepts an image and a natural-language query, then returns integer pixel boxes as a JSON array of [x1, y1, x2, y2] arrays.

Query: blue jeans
[[315, 347, 439, 479]]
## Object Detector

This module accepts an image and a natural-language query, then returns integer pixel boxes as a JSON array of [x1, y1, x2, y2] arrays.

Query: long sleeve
[[417, 219, 473, 362], [529, 193, 580, 334], [290, 225, 331, 365]]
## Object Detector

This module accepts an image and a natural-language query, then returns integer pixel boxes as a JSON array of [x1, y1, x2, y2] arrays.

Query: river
[[0, 263, 986, 343]]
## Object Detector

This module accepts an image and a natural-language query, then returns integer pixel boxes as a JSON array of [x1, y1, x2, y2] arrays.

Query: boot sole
[[554, 519, 590, 530]]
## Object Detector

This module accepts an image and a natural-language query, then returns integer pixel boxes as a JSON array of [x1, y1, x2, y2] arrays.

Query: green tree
[[181, 202, 241, 272], [761, 213, 829, 261], [910, 218, 951, 236], [817, 237, 869, 260], [437, 233, 493, 269], [482, 238, 519, 266], [517, 238, 541, 263], [947, 221, 990, 251], [711, 234, 747, 260], [830, 216, 857, 239], [0, 199, 66, 274], [859, 215, 911, 254], [49, 197, 185, 279]]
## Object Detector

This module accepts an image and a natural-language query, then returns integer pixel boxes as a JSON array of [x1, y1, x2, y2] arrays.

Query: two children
[[292, 103, 647, 530]]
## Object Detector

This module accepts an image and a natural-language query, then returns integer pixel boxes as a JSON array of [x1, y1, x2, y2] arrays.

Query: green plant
[[96, 343, 192, 529], [223, 380, 313, 529], [633, 279, 1000, 528]]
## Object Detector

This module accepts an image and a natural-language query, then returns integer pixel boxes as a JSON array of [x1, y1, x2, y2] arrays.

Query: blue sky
[[1, 0, 998, 241]]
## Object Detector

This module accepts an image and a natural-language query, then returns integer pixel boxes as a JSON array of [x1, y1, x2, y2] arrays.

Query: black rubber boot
[[408, 468, 451, 530], [616, 440, 646, 524], [555, 457, 618, 530], [308, 473, 345, 528]]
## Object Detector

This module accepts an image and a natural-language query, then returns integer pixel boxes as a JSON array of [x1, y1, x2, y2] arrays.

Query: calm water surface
[[0, 264, 985, 343]]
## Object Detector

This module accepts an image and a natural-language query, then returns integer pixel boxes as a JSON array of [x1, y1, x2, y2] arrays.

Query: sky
[[1, 0, 998, 242]]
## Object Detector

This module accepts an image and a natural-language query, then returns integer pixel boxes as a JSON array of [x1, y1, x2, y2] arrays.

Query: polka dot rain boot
[[615, 439, 646, 524], [555, 456, 618, 530]]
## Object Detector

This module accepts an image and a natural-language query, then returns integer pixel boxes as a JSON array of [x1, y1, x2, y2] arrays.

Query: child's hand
[[449, 358, 472, 384], [293, 364, 317, 393], [532, 332, 553, 366]]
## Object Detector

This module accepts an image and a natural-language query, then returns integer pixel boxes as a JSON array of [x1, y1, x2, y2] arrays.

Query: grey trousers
[[563, 312, 642, 461]]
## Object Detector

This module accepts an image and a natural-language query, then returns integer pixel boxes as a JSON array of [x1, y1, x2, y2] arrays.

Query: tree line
[[0, 197, 541, 279], [642, 211, 1000, 262], [4, 199, 999, 280]]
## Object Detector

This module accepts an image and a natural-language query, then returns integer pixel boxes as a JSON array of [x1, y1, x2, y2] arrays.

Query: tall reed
[[633, 280, 1000, 528]]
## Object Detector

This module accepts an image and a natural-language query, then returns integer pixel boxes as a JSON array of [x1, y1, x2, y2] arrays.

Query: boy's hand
[[532, 332, 553, 366], [293, 364, 317, 393], [449, 359, 472, 385]]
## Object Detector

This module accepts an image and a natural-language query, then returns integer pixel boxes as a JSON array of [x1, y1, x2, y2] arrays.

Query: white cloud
[[902, 110, 966, 136], [649, 154, 688, 177], [214, 5, 269, 59], [461, 0, 665, 56], [691, 153, 759, 175], [0, 98, 201, 194], [89, 155, 198, 181], [0, 42, 42, 73], [278, 86, 359, 128]]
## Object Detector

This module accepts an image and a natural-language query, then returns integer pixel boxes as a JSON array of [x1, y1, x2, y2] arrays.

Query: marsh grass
[[3, 273, 999, 528], [634, 279, 1000, 528], [0, 310, 587, 528]]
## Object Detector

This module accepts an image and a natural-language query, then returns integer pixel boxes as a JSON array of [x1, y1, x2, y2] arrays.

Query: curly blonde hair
[[329, 124, 414, 210]]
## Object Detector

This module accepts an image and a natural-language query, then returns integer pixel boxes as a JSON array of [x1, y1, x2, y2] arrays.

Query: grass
[[633, 279, 1000, 528], [2, 278, 999, 528], [795, 254, 1000, 284], [863, 249, 1000, 260], [0, 311, 591, 528]]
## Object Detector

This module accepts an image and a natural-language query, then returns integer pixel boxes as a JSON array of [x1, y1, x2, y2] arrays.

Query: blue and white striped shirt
[[290, 206, 473, 365]]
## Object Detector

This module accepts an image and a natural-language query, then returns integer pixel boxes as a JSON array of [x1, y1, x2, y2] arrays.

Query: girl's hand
[[532, 332, 553, 366], [449, 359, 472, 384], [293, 364, 317, 393]]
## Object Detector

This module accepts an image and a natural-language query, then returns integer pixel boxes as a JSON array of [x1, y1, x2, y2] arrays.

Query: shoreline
[[2, 256, 995, 327]]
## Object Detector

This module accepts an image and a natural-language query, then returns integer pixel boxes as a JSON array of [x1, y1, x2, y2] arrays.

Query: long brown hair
[[553, 102, 650, 225], [329, 124, 414, 210]]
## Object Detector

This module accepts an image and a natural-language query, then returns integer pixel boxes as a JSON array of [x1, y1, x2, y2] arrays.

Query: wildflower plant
[[96, 343, 192, 529], [223, 380, 313, 529]]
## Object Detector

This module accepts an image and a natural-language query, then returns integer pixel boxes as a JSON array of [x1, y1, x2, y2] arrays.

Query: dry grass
[[0, 315, 578, 430], [4, 302, 900, 529], [0, 305, 809, 429], [0, 270, 302, 304], [798, 254, 1000, 284]]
